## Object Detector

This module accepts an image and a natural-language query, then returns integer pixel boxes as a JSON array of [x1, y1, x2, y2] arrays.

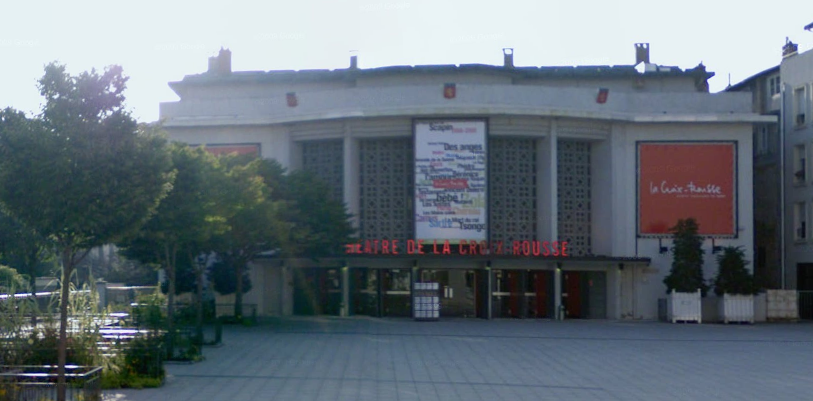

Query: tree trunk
[[29, 271, 37, 326], [234, 257, 243, 321], [57, 249, 73, 401], [27, 248, 39, 326], [165, 244, 176, 360], [191, 250, 204, 347]]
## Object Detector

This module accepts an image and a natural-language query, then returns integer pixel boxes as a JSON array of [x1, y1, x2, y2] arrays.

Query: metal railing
[[0, 365, 102, 401]]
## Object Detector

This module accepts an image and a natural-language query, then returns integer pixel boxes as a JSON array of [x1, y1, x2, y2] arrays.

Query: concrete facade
[[781, 43, 813, 291], [729, 32, 813, 293], [726, 66, 782, 289], [161, 47, 768, 320]]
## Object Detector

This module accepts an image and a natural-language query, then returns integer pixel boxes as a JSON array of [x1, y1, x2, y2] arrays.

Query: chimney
[[635, 43, 650, 64], [208, 48, 232, 74], [350, 52, 358, 70], [783, 37, 798, 58], [503, 48, 514, 68]]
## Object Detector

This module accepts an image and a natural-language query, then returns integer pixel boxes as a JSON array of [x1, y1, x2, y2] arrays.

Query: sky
[[1, 0, 812, 123]]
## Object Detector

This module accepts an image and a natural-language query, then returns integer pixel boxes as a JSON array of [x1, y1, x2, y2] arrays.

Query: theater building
[[160, 45, 769, 320]]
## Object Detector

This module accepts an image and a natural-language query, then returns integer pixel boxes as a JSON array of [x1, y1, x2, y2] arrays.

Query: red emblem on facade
[[444, 83, 456, 99], [286, 92, 298, 107]]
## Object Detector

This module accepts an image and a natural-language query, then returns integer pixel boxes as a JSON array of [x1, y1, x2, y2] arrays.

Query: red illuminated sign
[[345, 239, 569, 257]]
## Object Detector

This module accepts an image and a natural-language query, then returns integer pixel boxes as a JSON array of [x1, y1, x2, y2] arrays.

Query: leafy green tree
[[0, 63, 174, 401], [159, 255, 197, 295], [208, 254, 252, 296], [0, 208, 56, 293], [254, 159, 354, 257], [285, 169, 355, 258], [212, 157, 287, 321], [209, 156, 353, 321], [663, 218, 709, 296], [713, 246, 760, 296], [118, 142, 224, 354], [0, 265, 26, 290]]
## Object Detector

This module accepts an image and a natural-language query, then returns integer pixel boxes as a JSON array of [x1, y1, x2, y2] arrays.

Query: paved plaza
[[104, 317, 813, 401]]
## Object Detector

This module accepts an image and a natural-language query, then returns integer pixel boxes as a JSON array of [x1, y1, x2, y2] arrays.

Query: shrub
[[124, 336, 165, 379], [663, 218, 709, 296], [0, 265, 27, 292], [132, 291, 166, 332], [713, 246, 760, 296], [208, 258, 252, 296]]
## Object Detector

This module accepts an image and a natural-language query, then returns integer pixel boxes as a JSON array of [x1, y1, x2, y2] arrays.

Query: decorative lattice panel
[[301, 139, 344, 203], [557, 140, 592, 256], [359, 138, 414, 242], [489, 138, 538, 245]]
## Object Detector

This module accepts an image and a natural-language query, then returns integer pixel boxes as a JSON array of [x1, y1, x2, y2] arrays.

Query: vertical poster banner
[[415, 121, 487, 242], [638, 142, 736, 237]]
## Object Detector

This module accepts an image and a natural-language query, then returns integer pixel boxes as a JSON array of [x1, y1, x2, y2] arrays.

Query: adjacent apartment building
[[727, 24, 813, 301], [160, 45, 767, 320]]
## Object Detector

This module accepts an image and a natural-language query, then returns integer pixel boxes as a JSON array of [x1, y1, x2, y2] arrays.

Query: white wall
[[781, 48, 813, 289], [167, 125, 293, 168], [609, 123, 754, 319]]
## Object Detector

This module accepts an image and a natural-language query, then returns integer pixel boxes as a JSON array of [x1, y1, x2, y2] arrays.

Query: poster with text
[[638, 142, 736, 237], [415, 121, 487, 242]]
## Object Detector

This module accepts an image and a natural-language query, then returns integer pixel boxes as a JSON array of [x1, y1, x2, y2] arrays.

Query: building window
[[794, 144, 807, 184], [768, 75, 781, 97], [795, 202, 808, 241], [794, 86, 807, 127]]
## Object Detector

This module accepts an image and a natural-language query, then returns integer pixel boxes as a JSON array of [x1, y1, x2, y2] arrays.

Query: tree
[[212, 156, 287, 321], [0, 208, 55, 293], [118, 142, 224, 354], [663, 218, 709, 296], [208, 254, 252, 296], [284, 169, 355, 258], [254, 159, 354, 258], [713, 246, 759, 296], [0, 63, 174, 401], [159, 255, 197, 295], [0, 265, 26, 291]]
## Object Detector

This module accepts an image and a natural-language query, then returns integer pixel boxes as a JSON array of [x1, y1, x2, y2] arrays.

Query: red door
[[565, 272, 581, 318], [508, 271, 520, 317], [534, 272, 548, 318]]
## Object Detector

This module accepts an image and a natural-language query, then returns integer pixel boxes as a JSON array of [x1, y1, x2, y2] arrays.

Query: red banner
[[638, 142, 736, 236]]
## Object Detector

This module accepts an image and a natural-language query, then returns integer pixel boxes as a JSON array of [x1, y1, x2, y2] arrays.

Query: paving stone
[[104, 318, 813, 401]]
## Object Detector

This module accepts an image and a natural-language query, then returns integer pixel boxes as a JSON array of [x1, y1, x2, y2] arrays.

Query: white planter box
[[666, 289, 702, 323], [718, 294, 754, 324], [766, 290, 799, 321]]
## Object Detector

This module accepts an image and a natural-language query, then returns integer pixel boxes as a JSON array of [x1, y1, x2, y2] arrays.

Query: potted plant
[[663, 218, 707, 323], [713, 246, 759, 324]]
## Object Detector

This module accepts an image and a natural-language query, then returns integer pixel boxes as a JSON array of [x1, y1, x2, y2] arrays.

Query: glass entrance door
[[382, 269, 411, 317], [492, 269, 525, 318], [351, 268, 380, 316], [420, 269, 476, 317], [493, 269, 554, 319], [293, 268, 341, 315]]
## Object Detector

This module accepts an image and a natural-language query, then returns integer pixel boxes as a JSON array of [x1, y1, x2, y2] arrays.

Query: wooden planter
[[719, 294, 754, 324], [666, 289, 702, 323]]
